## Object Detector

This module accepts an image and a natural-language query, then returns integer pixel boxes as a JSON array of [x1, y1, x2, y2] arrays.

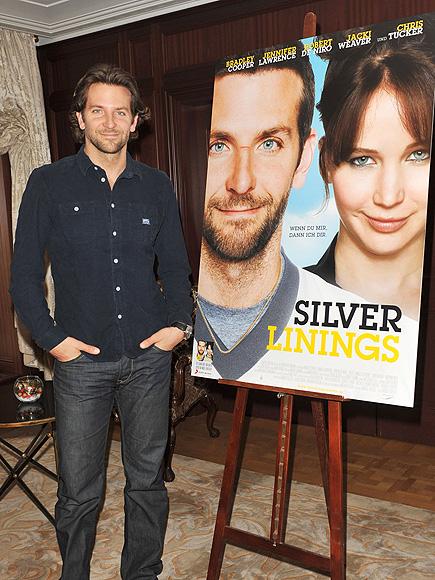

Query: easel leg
[[207, 387, 249, 580], [270, 394, 293, 544], [311, 400, 330, 522], [328, 401, 345, 579]]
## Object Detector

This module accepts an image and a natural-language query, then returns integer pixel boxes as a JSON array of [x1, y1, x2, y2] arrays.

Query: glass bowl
[[16, 403, 44, 422], [13, 375, 44, 403]]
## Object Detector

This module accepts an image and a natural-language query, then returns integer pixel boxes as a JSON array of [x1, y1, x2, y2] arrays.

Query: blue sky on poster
[[283, 38, 340, 267]]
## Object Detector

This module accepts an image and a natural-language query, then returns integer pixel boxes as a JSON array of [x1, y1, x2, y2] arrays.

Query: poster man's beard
[[203, 191, 289, 262]]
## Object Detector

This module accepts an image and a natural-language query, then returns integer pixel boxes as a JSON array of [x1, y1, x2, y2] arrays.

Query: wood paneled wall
[[0, 156, 24, 376], [32, 0, 435, 443]]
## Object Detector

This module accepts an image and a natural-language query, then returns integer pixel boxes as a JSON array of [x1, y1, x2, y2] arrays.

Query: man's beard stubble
[[203, 191, 289, 263], [87, 132, 127, 155]]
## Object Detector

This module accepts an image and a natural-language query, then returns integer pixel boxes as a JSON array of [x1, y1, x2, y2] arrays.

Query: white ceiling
[[0, 0, 221, 45]]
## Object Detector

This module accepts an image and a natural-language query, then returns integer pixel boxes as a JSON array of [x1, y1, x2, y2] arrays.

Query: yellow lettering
[[355, 333, 380, 361], [293, 328, 318, 354], [382, 335, 400, 362], [397, 20, 423, 31], [318, 329, 329, 356], [283, 327, 293, 352], [329, 331, 355, 358], [267, 326, 282, 351]]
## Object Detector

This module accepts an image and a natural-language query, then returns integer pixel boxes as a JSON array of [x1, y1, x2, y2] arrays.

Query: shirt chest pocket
[[121, 204, 157, 244], [58, 202, 98, 243]]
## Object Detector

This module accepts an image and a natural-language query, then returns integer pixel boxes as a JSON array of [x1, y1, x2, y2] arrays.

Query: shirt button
[[118, 314, 123, 319], [115, 286, 121, 291], [111, 203, 115, 208], [113, 258, 119, 264], [101, 177, 106, 183], [94, 166, 98, 171], [112, 231, 117, 236], [74, 206, 79, 212]]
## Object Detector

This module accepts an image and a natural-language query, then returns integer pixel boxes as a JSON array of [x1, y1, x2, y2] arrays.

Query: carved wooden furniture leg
[[201, 393, 220, 438], [164, 423, 176, 483], [164, 345, 220, 481]]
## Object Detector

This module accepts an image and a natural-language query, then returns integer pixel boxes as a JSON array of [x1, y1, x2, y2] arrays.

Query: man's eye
[[209, 142, 228, 154], [91, 109, 102, 114], [407, 150, 429, 162], [349, 155, 374, 167], [117, 111, 126, 116], [259, 139, 280, 152]]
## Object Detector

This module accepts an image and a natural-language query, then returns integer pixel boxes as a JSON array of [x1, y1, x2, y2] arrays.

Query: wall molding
[[0, 0, 221, 45]]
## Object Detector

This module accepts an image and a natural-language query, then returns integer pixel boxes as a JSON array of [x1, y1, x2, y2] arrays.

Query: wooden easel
[[206, 382, 346, 579], [206, 15, 347, 578]]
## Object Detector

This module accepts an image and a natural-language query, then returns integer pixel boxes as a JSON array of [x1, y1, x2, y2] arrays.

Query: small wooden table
[[0, 380, 57, 525]]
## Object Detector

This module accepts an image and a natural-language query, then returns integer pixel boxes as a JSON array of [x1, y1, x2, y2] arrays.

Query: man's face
[[197, 341, 206, 355], [203, 69, 307, 262], [76, 83, 138, 155]]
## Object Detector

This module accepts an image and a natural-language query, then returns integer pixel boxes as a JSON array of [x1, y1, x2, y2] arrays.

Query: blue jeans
[[53, 347, 172, 580]]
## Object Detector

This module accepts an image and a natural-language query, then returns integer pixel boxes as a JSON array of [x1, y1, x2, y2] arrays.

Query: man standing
[[11, 64, 192, 579], [194, 54, 317, 379]]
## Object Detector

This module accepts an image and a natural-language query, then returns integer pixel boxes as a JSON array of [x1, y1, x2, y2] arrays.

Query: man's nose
[[226, 149, 256, 194], [373, 164, 405, 208], [103, 112, 116, 128]]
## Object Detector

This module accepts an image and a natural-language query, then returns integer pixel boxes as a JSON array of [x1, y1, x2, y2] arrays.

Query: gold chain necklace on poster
[[196, 263, 282, 355]]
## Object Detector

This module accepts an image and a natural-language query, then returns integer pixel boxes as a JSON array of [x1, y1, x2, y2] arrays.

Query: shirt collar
[[76, 145, 142, 180]]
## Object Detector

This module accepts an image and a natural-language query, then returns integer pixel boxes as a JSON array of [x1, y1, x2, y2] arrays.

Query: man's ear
[[76, 111, 85, 131], [130, 114, 139, 133], [292, 129, 317, 189]]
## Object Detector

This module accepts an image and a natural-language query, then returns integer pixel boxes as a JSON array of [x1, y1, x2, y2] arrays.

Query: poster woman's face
[[330, 88, 430, 258]]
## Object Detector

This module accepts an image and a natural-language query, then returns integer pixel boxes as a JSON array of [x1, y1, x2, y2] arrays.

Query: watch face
[[173, 322, 193, 339]]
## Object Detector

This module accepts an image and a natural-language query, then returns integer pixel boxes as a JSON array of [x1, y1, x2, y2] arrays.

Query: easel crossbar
[[224, 526, 330, 574]]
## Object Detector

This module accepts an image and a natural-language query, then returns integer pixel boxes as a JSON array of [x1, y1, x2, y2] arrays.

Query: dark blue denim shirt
[[10, 147, 192, 361]]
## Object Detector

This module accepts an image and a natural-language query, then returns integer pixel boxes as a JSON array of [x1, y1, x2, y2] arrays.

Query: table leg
[[0, 435, 57, 480], [15, 476, 56, 525], [0, 425, 51, 496], [0, 423, 57, 526]]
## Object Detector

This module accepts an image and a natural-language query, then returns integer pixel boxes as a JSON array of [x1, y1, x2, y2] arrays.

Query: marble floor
[[1, 429, 435, 579]]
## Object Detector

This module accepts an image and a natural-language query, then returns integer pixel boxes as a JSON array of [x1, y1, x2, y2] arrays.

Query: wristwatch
[[171, 321, 193, 340]]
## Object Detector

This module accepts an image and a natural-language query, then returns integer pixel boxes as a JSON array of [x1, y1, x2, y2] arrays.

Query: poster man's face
[[203, 69, 310, 262]]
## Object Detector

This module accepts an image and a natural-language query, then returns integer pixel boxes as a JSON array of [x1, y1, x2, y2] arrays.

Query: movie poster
[[192, 13, 435, 407]]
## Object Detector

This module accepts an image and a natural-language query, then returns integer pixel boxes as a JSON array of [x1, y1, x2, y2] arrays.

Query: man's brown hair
[[318, 32, 435, 198], [215, 40, 315, 156], [69, 63, 150, 143]]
